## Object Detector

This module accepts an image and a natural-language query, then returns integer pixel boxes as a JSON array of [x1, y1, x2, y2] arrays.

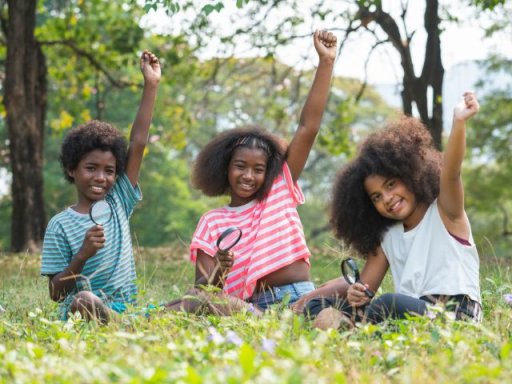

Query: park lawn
[[1, 244, 512, 383]]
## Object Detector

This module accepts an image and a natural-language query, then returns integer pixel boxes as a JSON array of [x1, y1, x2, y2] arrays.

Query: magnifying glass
[[89, 199, 113, 226], [341, 258, 374, 298], [216, 226, 242, 252]]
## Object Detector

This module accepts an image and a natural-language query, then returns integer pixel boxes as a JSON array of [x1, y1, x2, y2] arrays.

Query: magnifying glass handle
[[364, 287, 375, 298], [355, 278, 374, 298]]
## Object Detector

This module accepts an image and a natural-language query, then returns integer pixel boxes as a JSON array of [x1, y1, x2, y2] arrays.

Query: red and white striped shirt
[[190, 162, 311, 299]]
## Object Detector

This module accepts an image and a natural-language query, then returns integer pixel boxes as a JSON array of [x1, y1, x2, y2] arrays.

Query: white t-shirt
[[381, 200, 481, 303]]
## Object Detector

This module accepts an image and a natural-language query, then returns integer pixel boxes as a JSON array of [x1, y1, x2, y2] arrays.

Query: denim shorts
[[248, 281, 315, 310]]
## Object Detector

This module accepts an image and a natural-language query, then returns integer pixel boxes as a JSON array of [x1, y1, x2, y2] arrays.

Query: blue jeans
[[304, 293, 482, 323], [248, 281, 315, 310]]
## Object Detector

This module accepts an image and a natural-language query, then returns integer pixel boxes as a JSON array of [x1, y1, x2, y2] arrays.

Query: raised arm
[[125, 50, 161, 186], [438, 91, 479, 237], [286, 30, 337, 182]]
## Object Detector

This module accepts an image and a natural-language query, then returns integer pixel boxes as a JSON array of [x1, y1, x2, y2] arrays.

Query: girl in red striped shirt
[[164, 30, 337, 315], [187, 30, 337, 313]]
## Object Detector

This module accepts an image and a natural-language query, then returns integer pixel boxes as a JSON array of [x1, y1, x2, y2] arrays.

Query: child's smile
[[68, 149, 117, 210], [228, 147, 267, 207], [364, 174, 427, 230]]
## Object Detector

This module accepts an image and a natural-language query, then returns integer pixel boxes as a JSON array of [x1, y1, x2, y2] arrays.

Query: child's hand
[[313, 30, 337, 62], [216, 250, 234, 275], [290, 294, 310, 314], [453, 91, 479, 122], [80, 225, 105, 259], [140, 50, 161, 85], [347, 282, 371, 307]]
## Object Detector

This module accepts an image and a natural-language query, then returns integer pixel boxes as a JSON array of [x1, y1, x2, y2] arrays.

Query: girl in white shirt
[[296, 92, 482, 328]]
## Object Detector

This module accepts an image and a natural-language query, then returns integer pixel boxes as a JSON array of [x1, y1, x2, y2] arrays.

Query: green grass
[[1, 244, 512, 383]]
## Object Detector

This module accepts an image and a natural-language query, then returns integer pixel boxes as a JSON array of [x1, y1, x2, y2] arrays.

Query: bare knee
[[70, 291, 110, 323]]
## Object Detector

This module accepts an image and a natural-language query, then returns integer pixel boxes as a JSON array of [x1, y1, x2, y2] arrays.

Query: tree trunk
[[3, 0, 47, 253], [361, 0, 444, 149]]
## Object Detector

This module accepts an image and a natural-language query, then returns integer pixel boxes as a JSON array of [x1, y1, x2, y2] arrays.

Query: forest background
[[0, 0, 511, 259]]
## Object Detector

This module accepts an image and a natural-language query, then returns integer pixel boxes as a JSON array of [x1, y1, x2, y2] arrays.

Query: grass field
[[1, 243, 512, 383]]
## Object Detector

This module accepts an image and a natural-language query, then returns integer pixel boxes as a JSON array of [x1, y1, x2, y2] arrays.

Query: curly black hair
[[330, 116, 442, 256], [60, 120, 127, 183], [192, 125, 287, 200]]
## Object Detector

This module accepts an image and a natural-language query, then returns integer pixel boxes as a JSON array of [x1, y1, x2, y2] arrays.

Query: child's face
[[364, 174, 424, 229], [68, 149, 117, 206], [228, 147, 267, 207]]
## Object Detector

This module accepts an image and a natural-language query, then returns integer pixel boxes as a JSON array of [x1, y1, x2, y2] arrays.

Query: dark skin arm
[[49, 51, 160, 301], [257, 31, 337, 289], [286, 30, 337, 182], [290, 277, 350, 314], [195, 249, 234, 288], [48, 225, 105, 301], [291, 249, 389, 314], [347, 247, 389, 307], [124, 50, 161, 186]]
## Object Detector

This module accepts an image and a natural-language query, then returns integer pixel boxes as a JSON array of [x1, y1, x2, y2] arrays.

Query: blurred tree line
[[0, 0, 510, 258]]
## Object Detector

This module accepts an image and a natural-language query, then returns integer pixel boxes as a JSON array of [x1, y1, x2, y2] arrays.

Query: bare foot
[[312, 307, 354, 330]]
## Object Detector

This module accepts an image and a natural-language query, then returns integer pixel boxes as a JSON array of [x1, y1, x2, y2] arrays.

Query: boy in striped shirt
[[41, 50, 160, 323]]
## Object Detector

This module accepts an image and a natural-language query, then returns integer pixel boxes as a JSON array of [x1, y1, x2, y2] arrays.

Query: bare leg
[[312, 307, 354, 330], [69, 291, 111, 324], [163, 288, 262, 316]]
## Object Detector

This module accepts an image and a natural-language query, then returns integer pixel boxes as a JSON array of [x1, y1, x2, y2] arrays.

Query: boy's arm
[[286, 30, 337, 182], [438, 92, 479, 236], [125, 50, 161, 187], [48, 255, 89, 301], [47, 225, 105, 301]]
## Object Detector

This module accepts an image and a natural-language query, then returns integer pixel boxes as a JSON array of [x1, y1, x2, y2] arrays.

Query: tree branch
[[39, 39, 140, 88], [355, 38, 389, 103]]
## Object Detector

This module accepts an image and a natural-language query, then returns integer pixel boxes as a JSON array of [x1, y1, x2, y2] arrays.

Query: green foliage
[[144, 0, 181, 14], [131, 149, 208, 247], [1, 250, 512, 382], [39, 1, 146, 133], [464, 55, 512, 255], [468, 0, 507, 10], [202, 2, 224, 15], [143, 0, 233, 15]]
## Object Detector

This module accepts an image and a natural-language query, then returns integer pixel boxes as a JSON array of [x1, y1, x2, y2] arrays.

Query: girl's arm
[[124, 50, 161, 187], [348, 247, 389, 307], [292, 247, 389, 313], [195, 249, 233, 288], [290, 277, 350, 314], [438, 92, 479, 239], [286, 30, 336, 182]]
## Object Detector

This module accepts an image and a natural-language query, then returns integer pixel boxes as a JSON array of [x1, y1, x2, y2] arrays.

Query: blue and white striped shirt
[[41, 173, 141, 312]]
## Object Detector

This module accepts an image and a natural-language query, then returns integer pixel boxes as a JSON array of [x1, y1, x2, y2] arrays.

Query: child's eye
[[255, 168, 265, 174], [371, 195, 380, 203], [387, 180, 395, 188]]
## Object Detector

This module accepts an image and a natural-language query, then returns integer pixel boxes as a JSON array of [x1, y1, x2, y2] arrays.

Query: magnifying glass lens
[[90, 200, 113, 225], [341, 260, 357, 284], [217, 227, 242, 252]]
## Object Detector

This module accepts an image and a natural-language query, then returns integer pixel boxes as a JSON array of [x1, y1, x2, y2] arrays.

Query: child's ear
[[66, 168, 75, 181]]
